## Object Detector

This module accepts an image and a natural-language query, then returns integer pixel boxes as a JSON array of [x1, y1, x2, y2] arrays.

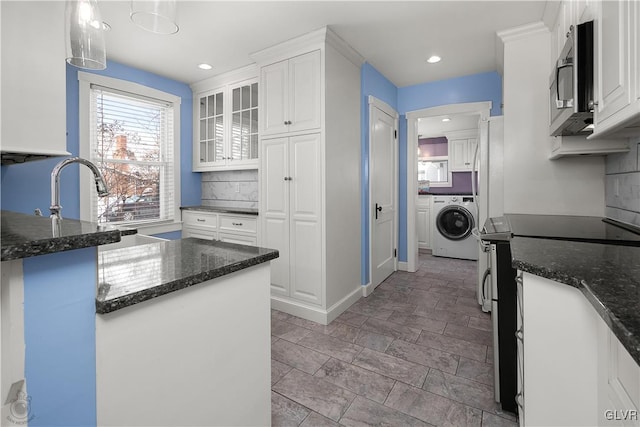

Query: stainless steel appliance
[[480, 214, 640, 416], [549, 20, 594, 136]]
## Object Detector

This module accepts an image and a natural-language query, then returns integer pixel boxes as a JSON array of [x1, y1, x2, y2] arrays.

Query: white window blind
[[89, 84, 175, 224]]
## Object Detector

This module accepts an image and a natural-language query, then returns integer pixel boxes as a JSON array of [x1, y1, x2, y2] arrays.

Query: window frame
[[78, 71, 182, 234]]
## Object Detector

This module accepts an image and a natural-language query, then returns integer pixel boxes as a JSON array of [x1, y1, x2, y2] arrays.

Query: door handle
[[375, 203, 382, 220]]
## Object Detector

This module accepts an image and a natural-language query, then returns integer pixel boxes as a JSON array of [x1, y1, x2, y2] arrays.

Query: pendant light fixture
[[65, 0, 107, 70], [130, 0, 179, 35]]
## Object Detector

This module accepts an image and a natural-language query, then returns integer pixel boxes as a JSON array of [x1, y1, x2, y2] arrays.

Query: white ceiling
[[99, 1, 549, 87], [418, 113, 481, 138]]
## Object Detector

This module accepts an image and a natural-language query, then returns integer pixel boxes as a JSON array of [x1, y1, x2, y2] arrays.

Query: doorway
[[368, 96, 399, 291], [405, 102, 491, 272]]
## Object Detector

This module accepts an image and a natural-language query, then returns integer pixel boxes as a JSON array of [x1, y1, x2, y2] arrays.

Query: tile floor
[[270, 252, 519, 426]]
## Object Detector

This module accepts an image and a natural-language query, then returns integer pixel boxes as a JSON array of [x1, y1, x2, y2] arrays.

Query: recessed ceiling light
[[442, 117, 451, 122], [198, 63, 213, 70], [427, 55, 441, 64]]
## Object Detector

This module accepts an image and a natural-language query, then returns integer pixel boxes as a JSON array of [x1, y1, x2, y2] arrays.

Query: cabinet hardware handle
[[515, 393, 524, 409], [232, 222, 243, 226], [284, 176, 293, 181], [197, 218, 205, 222], [465, 162, 470, 165]]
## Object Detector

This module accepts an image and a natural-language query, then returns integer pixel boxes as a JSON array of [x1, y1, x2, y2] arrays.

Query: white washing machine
[[432, 195, 478, 260]]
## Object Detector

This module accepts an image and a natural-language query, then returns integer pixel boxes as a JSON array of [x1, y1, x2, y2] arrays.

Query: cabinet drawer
[[182, 227, 217, 240], [218, 232, 257, 246], [182, 211, 217, 229], [219, 215, 257, 234]]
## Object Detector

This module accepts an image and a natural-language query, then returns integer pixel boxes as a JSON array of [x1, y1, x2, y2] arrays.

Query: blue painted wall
[[0, 60, 200, 217], [23, 248, 97, 426], [360, 63, 398, 285], [361, 67, 501, 283]]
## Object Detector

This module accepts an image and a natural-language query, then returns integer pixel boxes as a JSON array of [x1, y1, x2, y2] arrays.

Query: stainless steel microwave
[[549, 20, 594, 136]]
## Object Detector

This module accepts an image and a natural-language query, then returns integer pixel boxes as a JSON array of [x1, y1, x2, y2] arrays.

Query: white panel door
[[449, 138, 468, 171], [370, 107, 397, 288], [261, 137, 290, 296], [289, 51, 321, 133], [289, 133, 322, 305], [596, 0, 632, 124], [261, 60, 289, 136]]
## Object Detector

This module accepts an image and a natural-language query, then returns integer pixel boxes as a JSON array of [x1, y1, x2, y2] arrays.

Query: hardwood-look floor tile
[[272, 369, 356, 421], [271, 391, 310, 427], [352, 348, 428, 388], [385, 381, 481, 426], [386, 339, 460, 374], [272, 318, 313, 343], [314, 357, 395, 404], [412, 305, 471, 326], [299, 411, 340, 427], [272, 359, 293, 385], [422, 369, 496, 412], [347, 302, 394, 320], [482, 411, 519, 426], [354, 330, 395, 352], [416, 330, 487, 362], [340, 396, 431, 427], [360, 317, 422, 342], [334, 310, 368, 327], [456, 357, 494, 386], [271, 339, 330, 375], [328, 322, 360, 343], [387, 312, 447, 334], [468, 315, 492, 332], [298, 331, 363, 363], [285, 315, 340, 334], [443, 323, 493, 347]]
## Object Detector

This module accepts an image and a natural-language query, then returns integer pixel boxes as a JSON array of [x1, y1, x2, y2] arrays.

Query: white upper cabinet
[[1, 1, 70, 161], [446, 129, 478, 172], [260, 50, 321, 136], [191, 66, 259, 172], [591, 0, 640, 138]]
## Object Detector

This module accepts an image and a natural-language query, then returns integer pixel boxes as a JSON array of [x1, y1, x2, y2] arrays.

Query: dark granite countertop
[[511, 236, 640, 365], [96, 238, 278, 314], [181, 206, 258, 216], [1, 210, 136, 261]]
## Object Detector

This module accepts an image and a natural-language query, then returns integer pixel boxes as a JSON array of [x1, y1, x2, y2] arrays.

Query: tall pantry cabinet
[[251, 27, 364, 325]]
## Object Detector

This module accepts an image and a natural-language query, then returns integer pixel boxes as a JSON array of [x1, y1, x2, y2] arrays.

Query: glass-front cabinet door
[[198, 90, 224, 166], [230, 82, 258, 163], [193, 77, 259, 172]]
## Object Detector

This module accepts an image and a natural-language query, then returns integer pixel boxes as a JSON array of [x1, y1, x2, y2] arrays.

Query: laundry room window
[[78, 72, 181, 228]]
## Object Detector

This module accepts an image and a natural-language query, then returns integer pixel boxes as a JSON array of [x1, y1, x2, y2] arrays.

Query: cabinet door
[[417, 207, 429, 249], [288, 50, 322, 133], [1, 1, 68, 156], [289, 133, 322, 305], [229, 81, 259, 166], [468, 138, 478, 169], [195, 90, 225, 169], [449, 139, 469, 171], [595, 0, 632, 124], [261, 60, 289, 136], [261, 137, 290, 296]]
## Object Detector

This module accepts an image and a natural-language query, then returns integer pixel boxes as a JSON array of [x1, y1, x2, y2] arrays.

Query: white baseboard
[[271, 287, 362, 325], [362, 282, 375, 297], [398, 261, 409, 272]]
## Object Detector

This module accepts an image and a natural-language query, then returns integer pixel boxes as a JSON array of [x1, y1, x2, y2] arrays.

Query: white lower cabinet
[[182, 210, 258, 245], [417, 196, 431, 249], [519, 271, 640, 427], [261, 134, 322, 305]]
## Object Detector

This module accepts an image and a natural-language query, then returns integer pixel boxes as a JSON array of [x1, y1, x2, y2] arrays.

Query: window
[[79, 72, 181, 227]]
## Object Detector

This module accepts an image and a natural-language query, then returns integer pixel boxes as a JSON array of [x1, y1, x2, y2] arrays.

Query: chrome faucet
[[50, 157, 109, 220]]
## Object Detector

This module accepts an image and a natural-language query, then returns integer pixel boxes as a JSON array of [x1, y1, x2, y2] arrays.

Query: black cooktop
[[481, 214, 640, 246]]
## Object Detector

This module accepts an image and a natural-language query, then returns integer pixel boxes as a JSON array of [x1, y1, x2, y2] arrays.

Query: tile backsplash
[[201, 169, 258, 210], [605, 137, 640, 226]]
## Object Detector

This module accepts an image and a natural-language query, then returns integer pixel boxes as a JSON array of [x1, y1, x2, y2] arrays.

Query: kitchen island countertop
[[1, 210, 136, 261], [511, 236, 640, 365], [96, 238, 278, 314]]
